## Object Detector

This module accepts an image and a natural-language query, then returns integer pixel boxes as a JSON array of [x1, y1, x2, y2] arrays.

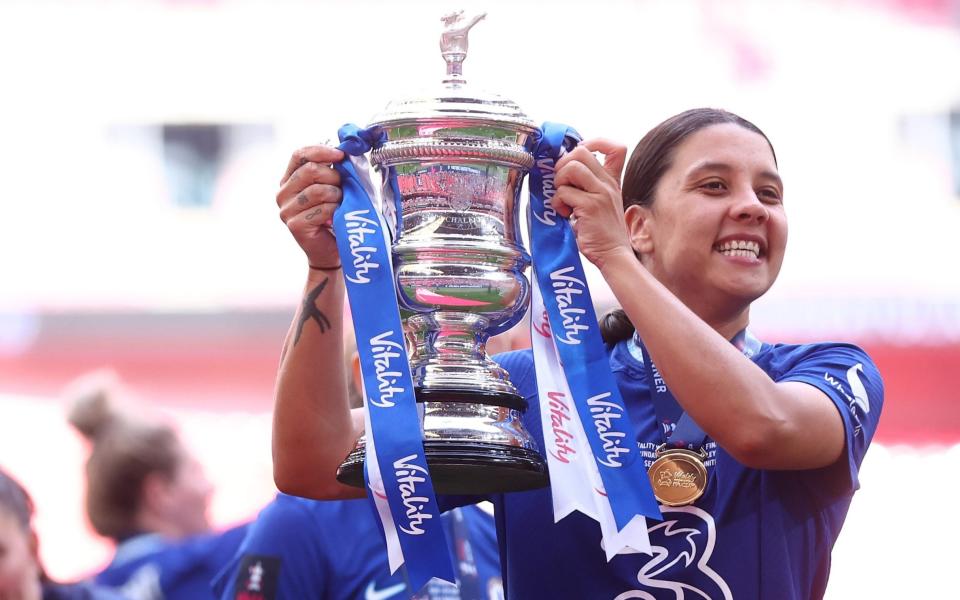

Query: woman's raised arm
[[552, 139, 845, 471], [271, 145, 364, 499]]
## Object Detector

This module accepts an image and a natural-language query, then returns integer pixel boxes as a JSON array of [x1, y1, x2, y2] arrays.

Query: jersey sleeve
[[774, 342, 884, 494], [214, 494, 327, 600]]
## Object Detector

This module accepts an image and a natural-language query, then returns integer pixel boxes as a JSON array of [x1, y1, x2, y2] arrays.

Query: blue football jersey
[[460, 338, 883, 600], [41, 581, 127, 600], [95, 525, 248, 600], [213, 495, 503, 600]]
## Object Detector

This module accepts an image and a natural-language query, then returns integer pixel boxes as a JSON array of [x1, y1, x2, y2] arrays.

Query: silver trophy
[[336, 12, 548, 495]]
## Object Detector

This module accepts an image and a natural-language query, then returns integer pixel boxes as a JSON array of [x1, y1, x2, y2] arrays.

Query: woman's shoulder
[[271, 493, 376, 525], [491, 342, 632, 370], [492, 348, 534, 370], [491, 348, 536, 385], [491, 342, 641, 387], [757, 340, 884, 396], [759, 340, 878, 368]]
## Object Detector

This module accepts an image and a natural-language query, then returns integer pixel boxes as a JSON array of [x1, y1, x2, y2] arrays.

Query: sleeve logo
[[233, 555, 281, 600], [845, 363, 870, 414], [823, 362, 870, 437]]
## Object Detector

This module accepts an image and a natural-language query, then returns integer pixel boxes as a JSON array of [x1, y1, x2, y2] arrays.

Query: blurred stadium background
[[1, 0, 958, 597]]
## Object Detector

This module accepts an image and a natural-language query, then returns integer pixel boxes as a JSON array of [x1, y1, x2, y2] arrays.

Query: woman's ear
[[28, 528, 40, 560], [140, 471, 173, 516], [624, 205, 654, 256]]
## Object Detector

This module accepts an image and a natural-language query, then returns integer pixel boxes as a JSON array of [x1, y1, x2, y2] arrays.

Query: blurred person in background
[[65, 373, 247, 600], [213, 496, 502, 600], [213, 326, 504, 600], [0, 466, 125, 600]]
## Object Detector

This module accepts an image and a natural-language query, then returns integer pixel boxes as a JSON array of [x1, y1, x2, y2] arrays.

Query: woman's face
[[0, 512, 42, 600], [631, 123, 787, 318], [161, 455, 212, 538]]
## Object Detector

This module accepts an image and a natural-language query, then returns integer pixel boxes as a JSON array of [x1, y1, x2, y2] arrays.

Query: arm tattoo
[[294, 278, 332, 345]]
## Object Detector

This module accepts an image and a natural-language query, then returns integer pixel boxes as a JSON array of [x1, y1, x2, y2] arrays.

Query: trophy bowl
[[336, 12, 548, 495]]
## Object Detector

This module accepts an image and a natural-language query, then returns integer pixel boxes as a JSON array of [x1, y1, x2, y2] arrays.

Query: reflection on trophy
[[336, 12, 549, 495]]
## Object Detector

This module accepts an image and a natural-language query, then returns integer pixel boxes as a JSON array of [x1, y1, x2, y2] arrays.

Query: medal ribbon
[[333, 123, 455, 591], [528, 123, 661, 542], [632, 330, 762, 448]]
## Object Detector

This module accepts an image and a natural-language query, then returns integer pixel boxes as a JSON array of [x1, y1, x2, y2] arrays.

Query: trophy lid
[[369, 84, 536, 131], [368, 11, 536, 133]]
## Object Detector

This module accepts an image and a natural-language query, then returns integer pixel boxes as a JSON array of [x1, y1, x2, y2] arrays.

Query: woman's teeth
[[715, 240, 760, 258]]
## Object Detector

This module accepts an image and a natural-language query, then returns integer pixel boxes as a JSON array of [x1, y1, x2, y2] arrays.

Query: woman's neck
[[693, 304, 751, 341], [646, 265, 753, 341]]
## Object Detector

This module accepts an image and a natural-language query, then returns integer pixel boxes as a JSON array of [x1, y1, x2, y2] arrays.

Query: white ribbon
[[531, 271, 651, 560], [362, 393, 405, 573]]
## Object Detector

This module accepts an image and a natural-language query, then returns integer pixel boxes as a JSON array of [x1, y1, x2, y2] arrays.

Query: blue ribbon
[[528, 122, 661, 527], [333, 123, 455, 591], [636, 340, 708, 450]]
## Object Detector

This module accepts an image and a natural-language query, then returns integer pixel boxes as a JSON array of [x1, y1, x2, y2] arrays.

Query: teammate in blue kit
[[268, 108, 883, 599], [215, 330, 504, 600], [66, 374, 247, 600], [213, 496, 502, 600], [92, 525, 247, 600]]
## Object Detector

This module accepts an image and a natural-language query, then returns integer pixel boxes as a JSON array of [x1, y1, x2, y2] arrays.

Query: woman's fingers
[[549, 137, 632, 267], [555, 140, 628, 189], [555, 159, 603, 196], [277, 145, 345, 268], [551, 188, 573, 218], [553, 138, 628, 221], [555, 146, 601, 187], [552, 185, 604, 220], [551, 159, 599, 218], [553, 155, 615, 217], [280, 145, 344, 186], [277, 161, 342, 207], [286, 202, 338, 233], [581, 138, 627, 184], [279, 183, 343, 224]]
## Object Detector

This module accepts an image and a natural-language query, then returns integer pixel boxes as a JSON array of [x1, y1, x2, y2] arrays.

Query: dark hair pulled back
[[599, 108, 776, 345], [66, 377, 182, 541]]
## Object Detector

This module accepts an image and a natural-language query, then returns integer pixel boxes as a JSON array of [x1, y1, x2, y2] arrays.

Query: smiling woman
[[613, 113, 787, 331], [269, 107, 884, 599]]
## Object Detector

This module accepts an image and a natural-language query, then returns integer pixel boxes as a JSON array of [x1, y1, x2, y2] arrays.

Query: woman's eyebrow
[[684, 161, 733, 179], [758, 170, 784, 191], [685, 162, 783, 189]]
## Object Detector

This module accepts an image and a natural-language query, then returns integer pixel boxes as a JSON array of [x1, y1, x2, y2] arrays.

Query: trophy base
[[414, 386, 529, 410], [336, 439, 549, 495]]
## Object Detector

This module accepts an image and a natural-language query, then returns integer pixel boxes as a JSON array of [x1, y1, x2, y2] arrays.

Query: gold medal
[[648, 445, 708, 507]]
